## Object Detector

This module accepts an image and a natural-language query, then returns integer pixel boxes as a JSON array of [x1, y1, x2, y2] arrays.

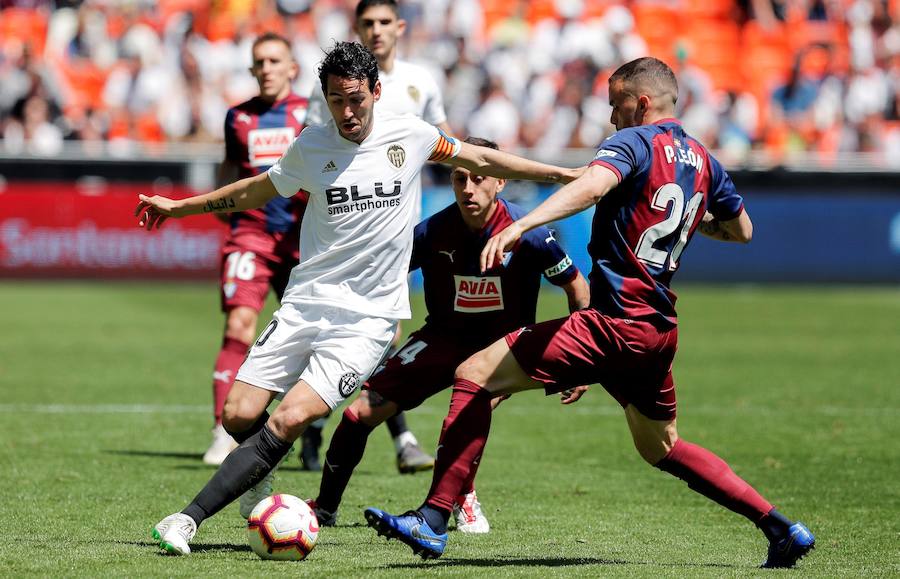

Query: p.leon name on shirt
[[663, 141, 704, 174], [454, 275, 504, 313], [248, 128, 295, 167]]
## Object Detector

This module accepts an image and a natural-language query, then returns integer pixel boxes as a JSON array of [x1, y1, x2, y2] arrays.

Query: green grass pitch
[[0, 281, 898, 577]]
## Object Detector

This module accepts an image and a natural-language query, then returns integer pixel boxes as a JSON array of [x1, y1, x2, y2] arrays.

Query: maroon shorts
[[219, 230, 299, 312], [505, 309, 678, 421], [365, 326, 488, 411]]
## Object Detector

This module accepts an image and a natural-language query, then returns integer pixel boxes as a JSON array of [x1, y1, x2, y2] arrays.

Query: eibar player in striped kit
[[365, 57, 816, 569]]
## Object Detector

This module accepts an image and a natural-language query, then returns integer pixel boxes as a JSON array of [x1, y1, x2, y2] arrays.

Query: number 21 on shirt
[[635, 183, 703, 271]]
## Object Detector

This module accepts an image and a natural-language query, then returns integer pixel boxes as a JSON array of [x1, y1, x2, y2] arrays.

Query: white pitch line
[[0, 403, 896, 416]]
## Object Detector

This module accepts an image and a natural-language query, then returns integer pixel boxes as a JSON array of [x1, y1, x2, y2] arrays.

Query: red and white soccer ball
[[247, 494, 319, 561]]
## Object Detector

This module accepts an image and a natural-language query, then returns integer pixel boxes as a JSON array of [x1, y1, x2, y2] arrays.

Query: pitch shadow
[[382, 556, 624, 569], [381, 556, 739, 570], [121, 540, 252, 554], [106, 449, 204, 460]]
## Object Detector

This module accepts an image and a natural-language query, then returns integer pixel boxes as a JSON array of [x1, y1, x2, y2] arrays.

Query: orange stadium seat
[[205, 12, 237, 42], [135, 113, 164, 143], [481, 0, 515, 34], [0, 8, 48, 55], [526, 0, 559, 23], [57, 58, 108, 112], [741, 21, 793, 91], [683, 18, 740, 88], [632, 3, 681, 57], [684, 0, 736, 19]]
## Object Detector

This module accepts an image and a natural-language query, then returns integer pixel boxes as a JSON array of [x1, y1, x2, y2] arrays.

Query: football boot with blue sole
[[364, 507, 447, 560], [761, 522, 815, 568]]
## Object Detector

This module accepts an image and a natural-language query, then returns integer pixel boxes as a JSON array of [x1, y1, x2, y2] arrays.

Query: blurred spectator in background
[[1, 0, 900, 166]]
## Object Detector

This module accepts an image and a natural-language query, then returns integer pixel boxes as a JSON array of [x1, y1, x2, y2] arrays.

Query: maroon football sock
[[425, 379, 494, 512], [315, 408, 375, 513], [212, 337, 249, 424], [655, 439, 773, 522]]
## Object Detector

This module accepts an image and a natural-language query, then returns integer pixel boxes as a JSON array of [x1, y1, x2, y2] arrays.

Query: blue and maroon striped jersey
[[411, 199, 578, 341], [223, 93, 309, 234], [588, 118, 744, 326]]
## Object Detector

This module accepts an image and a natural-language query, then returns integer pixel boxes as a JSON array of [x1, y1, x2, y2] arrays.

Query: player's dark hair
[[252, 31, 293, 54], [318, 41, 379, 94], [463, 136, 499, 150], [356, 0, 399, 19], [610, 57, 678, 106]]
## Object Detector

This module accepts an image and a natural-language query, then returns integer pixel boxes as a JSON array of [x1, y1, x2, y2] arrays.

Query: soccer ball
[[247, 494, 319, 561]]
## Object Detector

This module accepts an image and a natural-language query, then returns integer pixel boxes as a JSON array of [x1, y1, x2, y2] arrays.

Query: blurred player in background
[[203, 32, 309, 466], [366, 57, 816, 569], [140, 41, 582, 556], [301, 0, 451, 475], [307, 136, 590, 533]]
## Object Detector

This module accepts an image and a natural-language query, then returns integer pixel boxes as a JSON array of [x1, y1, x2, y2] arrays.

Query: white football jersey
[[306, 59, 447, 127], [267, 109, 460, 319]]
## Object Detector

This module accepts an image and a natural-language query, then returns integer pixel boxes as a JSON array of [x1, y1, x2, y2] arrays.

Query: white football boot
[[202, 424, 238, 466], [239, 469, 275, 519], [452, 490, 490, 534], [152, 513, 197, 555]]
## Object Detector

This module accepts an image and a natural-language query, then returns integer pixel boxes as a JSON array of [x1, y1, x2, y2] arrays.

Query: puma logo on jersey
[[439, 250, 456, 263], [454, 275, 503, 313], [322, 160, 338, 173], [545, 230, 556, 244], [236, 112, 251, 124]]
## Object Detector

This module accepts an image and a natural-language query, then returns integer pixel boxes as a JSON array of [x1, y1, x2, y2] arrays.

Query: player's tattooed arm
[[697, 213, 732, 240], [202, 197, 237, 213], [135, 173, 278, 230], [212, 159, 241, 223], [697, 210, 753, 244]]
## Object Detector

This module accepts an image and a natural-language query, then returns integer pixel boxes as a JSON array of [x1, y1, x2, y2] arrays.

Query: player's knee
[[269, 402, 329, 441], [222, 399, 259, 433], [454, 353, 490, 385], [224, 308, 258, 343], [632, 429, 679, 465], [352, 391, 395, 427]]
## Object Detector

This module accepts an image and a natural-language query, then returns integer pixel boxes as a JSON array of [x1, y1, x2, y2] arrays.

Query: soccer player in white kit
[[303, 0, 451, 473], [306, 0, 451, 134], [137, 42, 581, 556]]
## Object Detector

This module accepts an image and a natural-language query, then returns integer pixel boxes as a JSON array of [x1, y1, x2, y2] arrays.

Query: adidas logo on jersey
[[322, 160, 338, 173]]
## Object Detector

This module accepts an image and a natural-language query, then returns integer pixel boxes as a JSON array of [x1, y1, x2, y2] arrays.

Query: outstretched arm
[[481, 164, 618, 271], [135, 172, 278, 230], [697, 209, 753, 243], [211, 159, 242, 224], [446, 142, 584, 185]]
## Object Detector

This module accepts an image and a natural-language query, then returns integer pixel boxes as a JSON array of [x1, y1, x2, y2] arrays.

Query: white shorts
[[235, 302, 397, 410]]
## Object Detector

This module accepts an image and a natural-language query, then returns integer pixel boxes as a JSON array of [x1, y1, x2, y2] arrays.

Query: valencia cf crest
[[387, 144, 406, 168], [407, 85, 420, 103], [338, 372, 360, 397]]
